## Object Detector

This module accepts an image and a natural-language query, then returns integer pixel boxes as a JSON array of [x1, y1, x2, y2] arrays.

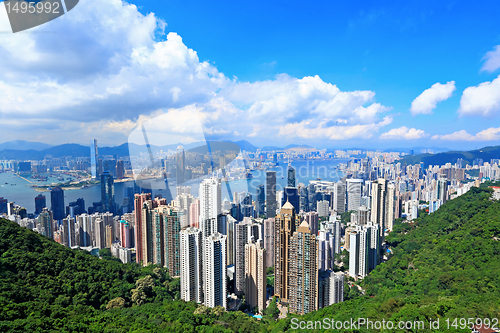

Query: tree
[[106, 297, 125, 309], [264, 296, 279, 320]]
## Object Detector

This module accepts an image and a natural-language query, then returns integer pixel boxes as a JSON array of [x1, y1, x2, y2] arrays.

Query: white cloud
[[410, 81, 455, 115], [0, 0, 394, 145], [481, 45, 500, 72], [431, 127, 500, 141], [380, 126, 428, 140], [458, 75, 500, 118]]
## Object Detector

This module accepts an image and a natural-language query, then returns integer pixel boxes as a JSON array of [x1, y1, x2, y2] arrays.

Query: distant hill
[[0, 140, 52, 151], [397, 145, 500, 167]]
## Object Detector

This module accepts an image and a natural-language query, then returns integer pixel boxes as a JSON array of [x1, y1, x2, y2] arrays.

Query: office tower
[[123, 186, 135, 213], [386, 183, 395, 232], [134, 193, 152, 264], [101, 171, 115, 214], [307, 183, 316, 212], [257, 184, 266, 215], [273, 153, 278, 165], [263, 218, 275, 268], [289, 220, 318, 315], [180, 227, 204, 303], [189, 199, 200, 228], [165, 208, 181, 277], [274, 201, 298, 303], [299, 185, 309, 212], [67, 198, 85, 217], [303, 211, 319, 236], [240, 192, 254, 218], [346, 179, 362, 212], [38, 208, 53, 239], [245, 239, 267, 312], [328, 215, 342, 255], [95, 218, 105, 249], [281, 187, 300, 213], [318, 270, 344, 308], [116, 160, 125, 179], [50, 187, 65, 221], [34, 194, 46, 215], [0, 197, 7, 214], [90, 139, 98, 178], [176, 146, 185, 184], [199, 178, 222, 228], [371, 178, 387, 234], [235, 218, 261, 295], [204, 232, 227, 309], [288, 164, 296, 187], [266, 171, 277, 218]]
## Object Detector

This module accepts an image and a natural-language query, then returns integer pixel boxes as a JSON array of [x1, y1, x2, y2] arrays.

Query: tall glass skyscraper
[[287, 164, 296, 187], [34, 194, 46, 215], [101, 171, 115, 214], [176, 145, 185, 184], [90, 139, 98, 178], [266, 171, 277, 218], [50, 187, 65, 221]]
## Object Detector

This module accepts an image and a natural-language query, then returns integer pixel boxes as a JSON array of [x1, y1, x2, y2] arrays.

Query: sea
[[0, 159, 348, 214]]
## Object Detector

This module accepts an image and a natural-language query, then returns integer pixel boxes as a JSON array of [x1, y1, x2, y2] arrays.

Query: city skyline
[[0, 1, 499, 150]]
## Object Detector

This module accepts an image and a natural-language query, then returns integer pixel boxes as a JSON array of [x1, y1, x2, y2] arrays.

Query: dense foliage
[[2, 182, 500, 332], [272, 183, 500, 332]]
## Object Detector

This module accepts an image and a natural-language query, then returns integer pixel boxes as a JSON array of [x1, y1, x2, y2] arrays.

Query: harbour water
[[0, 159, 348, 214]]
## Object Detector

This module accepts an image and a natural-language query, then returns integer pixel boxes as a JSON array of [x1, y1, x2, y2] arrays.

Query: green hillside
[[397, 145, 500, 167], [272, 182, 500, 332], [1, 182, 500, 332]]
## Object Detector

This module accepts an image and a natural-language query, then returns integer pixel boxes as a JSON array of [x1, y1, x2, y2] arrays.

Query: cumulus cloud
[[410, 81, 455, 115], [380, 126, 428, 140], [458, 75, 500, 118], [431, 127, 500, 141], [0, 0, 394, 145], [481, 45, 500, 72]]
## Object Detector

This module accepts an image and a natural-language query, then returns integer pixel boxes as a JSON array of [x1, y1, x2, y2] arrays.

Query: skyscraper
[[245, 239, 267, 312], [180, 227, 203, 303], [346, 179, 362, 212], [257, 184, 265, 215], [371, 178, 387, 235], [274, 201, 298, 304], [289, 220, 318, 315], [287, 163, 296, 187], [263, 218, 275, 268], [90, 139, 98, 179], [235, 218, 261, 295], [199, 177, 222, 231], [50, 187, 65, 221], [176, 146, 185, 184], [318, 270, 344, 308], [165, 207, 181, 277], [38, 208, 53, 239], [349, 223, 379, 278], [34, 194, 46, 215], [334, 182, 345, 214], [101, 171, 115, 214], [281, 187, 300, 213], [134, 193, 151, 264], [266, 171, 277, 218], [204, 232, 227, 309]]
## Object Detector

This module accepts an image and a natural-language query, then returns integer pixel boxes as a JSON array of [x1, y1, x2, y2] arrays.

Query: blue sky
[[0, 0, 499, 150]]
